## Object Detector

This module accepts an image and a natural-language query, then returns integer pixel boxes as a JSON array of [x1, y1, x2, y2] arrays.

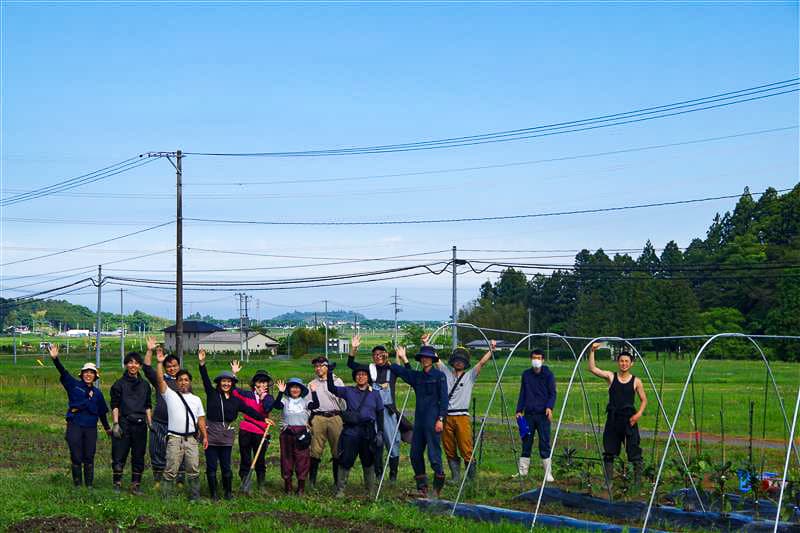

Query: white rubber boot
[[513, 457, 530, 478], [542, 458, 555, 483]]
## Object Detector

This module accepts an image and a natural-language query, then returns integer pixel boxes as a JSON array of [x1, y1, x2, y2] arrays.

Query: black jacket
[[110, 372, 152, 422], [199, 364, 266, 424]]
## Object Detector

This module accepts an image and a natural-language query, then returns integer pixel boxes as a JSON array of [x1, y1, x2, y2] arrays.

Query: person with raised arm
[[198, 350, 268, 500], [434, 335, 495, 484], [307, 355, 345, 488], [154, 346, 207, 500], [588, 343, 647, 491], [391, 343, 448, 498], [232, 368, 274, 491], [347, 335, 402, 483], [109, 351, 152, 494], [48, 343, 110, 488], [272, 377, 320, 495]]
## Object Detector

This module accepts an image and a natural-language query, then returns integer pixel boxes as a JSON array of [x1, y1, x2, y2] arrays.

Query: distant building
[[64, 329, 90, 337], [163, 321, 224, 352], [328, 337, 350, 354], [199, 331, 279, 355]]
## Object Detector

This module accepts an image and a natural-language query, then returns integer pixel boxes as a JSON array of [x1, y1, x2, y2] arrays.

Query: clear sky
[[2, 1, 798, 322]]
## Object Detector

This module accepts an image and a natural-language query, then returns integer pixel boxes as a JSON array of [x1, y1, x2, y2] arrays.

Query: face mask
[[531, 359, 543, 369]]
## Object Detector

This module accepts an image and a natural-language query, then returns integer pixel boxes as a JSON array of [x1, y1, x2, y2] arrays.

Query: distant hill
[[269, 310, 366, 324]]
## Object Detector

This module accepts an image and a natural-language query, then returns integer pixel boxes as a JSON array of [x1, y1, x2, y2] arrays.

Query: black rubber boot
[[447, 458, 461, 485], [222, 472, 233, 500], [188, 477, 201, 501], [207, 472, 219, 500], [283, 478, 293, 494], [83, 463, 94, 488], [332, 459, 339, 486], [309, 457, 320, 486], [256, 471, 265, 491], [113, 469, 123, 492], [632, 461, 643, 491], [296, 479, 306, 496], [389, 456, 399, 483], [465, 459, 477, 482], [363, 465, 377, 497], [334, 466, 350, 497], [71, 464, 82, 487], [130, 471, 143, 495], [603, 461, 615, 493], [433, 473, 446, 498], [415, 474, 428, 498]]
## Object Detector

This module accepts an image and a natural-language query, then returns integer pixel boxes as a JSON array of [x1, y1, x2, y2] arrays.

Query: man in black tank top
[[588, 344, 648, 492]]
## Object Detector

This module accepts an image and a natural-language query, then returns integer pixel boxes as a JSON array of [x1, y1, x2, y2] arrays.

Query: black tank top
[[607, 373, 636, 417]]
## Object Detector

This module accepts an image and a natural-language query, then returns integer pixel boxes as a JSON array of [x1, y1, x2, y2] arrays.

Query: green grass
[[0, 354, 797, 532]]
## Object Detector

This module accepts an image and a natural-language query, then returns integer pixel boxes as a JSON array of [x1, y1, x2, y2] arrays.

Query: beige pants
[[309, 415, 343, 460], [164, 434, 200, 481]]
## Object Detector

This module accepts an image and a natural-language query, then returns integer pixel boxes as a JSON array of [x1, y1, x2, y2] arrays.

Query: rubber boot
[[83, 463, 94, 488], [603, 461, 615, 493], [542, 458, 555, 483], [309, 457, 320, 486], [71, 464, 82, 487], [514, 457, 530, 478], [363, 466, 377, 497], [160, 479, 174, 498], [207, 472, 219, 501], [389, 456, 399, 483], [222, 472, 233, 500], [465, 459, 477, 482], [296, 479, 306, 496], [113, 469, 123, 492], [153, 468, 163, 491], [332, 459, 339, 486], [447, 458, 461, 485], [256, 471, 265, 492], [335, 466, 350, 497], [433, 473, 446, 498], [188, 476, 201, 501], [632, 461, 643, 492], [415, 474, 428, 498], [130, 471, 143, 495], [283, 478, 293, 494]]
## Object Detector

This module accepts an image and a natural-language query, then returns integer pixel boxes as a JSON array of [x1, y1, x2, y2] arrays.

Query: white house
[[199, 331, 279, 355]]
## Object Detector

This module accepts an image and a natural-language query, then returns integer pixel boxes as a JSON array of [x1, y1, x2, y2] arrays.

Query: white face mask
[[531, 359, 543, 369]]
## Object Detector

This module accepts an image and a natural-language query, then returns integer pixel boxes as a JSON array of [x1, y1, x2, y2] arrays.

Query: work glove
[[111, 423, 123, 439]]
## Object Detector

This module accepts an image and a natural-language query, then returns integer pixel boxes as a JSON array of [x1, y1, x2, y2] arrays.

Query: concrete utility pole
[[393, 288, 402, 348], [95, 265, 102, 367], [527, 308, 532, 350], [451, 246, 458, 350], [175, 149, 184, 365], [243, 295, 251, 362], [322, 299, 329, 359], [120, 288, 125, 369], [236, 293, 245, 361], [12, 328, 17, 365]]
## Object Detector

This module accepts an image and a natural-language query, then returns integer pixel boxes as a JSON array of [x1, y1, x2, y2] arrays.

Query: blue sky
[[2, 2, 798, 321]]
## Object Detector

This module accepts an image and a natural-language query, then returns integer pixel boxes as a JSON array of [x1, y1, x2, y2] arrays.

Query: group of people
[[50, 333, 648, 500]]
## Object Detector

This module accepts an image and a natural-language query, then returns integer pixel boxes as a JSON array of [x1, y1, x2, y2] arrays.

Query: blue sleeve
[[347, 355, 358, 371], [53, 357, 77, 390], [516, 372, 527, 414], [96, 390, 109, 417], [437, 373, 448, 418], [546, 371, 557, 410], [262, 393, 275, 412], [390, 363, 415, 385]]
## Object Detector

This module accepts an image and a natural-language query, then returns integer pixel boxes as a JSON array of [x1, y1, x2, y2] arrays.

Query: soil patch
[[7, 516, 108, 532], [234, 509, 423, 532]]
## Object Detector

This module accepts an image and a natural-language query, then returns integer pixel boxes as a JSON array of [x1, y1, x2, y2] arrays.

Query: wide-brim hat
[[414, 345, 439, 363], [448, 347, 471, 369], [351, 364, 372, 384], [286, 377, 309, 397], [213, 370, 238, 385], [250, 369, 272, 386], [79, 362, 99, 377]]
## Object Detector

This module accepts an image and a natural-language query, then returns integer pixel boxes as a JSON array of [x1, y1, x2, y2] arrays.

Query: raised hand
[[421, 333, 430, 345], [48, 343, 59, 359], [396, 346, 408, 364], [351, 334, 361, 350], [198, 349, 206, 364], [230, 360, 242, 374], [146, 336, 157, 351], [591, 342, 603, 352], [276, 380, 286, 393], [490, 339, 497, 351], [309, 381, 317, 392], [156, 348, 166, 364]]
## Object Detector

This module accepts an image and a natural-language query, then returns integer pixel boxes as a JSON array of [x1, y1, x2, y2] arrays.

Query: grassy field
[[0, 348, 798, 531]]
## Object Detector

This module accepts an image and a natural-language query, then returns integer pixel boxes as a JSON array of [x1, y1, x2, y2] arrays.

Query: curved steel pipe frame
[[773, 383, 800, 533], [642, 333, 800, 532], [531, 336, 706, 531], [451, 331, 609, 517]]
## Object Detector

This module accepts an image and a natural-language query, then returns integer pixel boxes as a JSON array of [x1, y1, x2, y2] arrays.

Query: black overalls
[[602, 373, 642, 464]]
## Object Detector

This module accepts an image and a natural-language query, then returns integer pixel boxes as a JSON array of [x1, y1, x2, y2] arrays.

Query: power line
[[181, 79, 798, 157], [0, 222, 173, 267], [184, 188, 793, 226], [1, 250, 173, 280], [184, 125, 797, 187]]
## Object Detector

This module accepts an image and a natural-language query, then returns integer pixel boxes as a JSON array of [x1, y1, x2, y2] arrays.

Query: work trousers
[[239, 430, 269, 479], [603, 414, 642, 463], [205, 445, 233, 476], [112, 420, 148, 482], [442, 414, 474, 462], [66, 421, 97, 466], [521, 412, 552, 459], [409, 417, 443, 476], [164, 434, 200, 481], [309, 415, 342, 460], [279, 426, 310, 481], [337, 424, 377, 470]]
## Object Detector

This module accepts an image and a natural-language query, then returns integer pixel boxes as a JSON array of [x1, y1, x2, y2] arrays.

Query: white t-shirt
[[162, 387, 205, 435]]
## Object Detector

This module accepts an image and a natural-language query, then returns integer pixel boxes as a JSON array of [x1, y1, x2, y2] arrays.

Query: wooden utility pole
[[175, 150, 184, 365]]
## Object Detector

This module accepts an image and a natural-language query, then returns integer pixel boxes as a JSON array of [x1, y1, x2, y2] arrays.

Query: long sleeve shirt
[[326, 370, 384, 431], [199, 364, 266, 425], [390, 363, 448, 421], [233, 389, 274, 435], [347, 356, 398, 406], [308, 374, 346, 413], [53, 357, 110, 429], [110, 372, 151, 422], [142, 363, 178, 424], [272, 391, 319, 429], [516, 366, 557, 415]]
